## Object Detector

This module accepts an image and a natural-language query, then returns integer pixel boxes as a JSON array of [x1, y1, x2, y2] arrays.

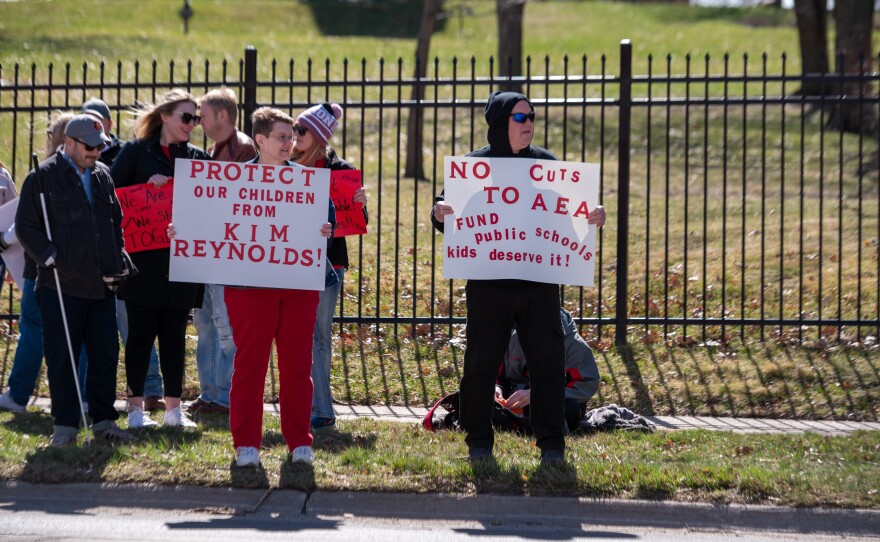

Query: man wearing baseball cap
[[82, 97, 123, 166], [15, 114, 137, 446]]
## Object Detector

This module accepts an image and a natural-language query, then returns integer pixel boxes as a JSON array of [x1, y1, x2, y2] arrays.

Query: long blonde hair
[[290, 143, 328, 167], [46, 111, 77, 158], [133, 88, 196, 140]]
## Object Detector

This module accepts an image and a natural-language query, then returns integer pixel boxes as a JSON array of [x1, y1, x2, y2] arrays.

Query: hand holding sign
[[116, 181, 174, 253], [330, 170, 367, 237]]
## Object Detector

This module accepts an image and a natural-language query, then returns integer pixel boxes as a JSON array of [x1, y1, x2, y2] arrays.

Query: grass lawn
[[0, 0, 877, 504], [0, 412, 878, 508]]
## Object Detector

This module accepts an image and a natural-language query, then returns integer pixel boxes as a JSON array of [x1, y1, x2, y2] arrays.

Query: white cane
[[39, 193, 91, 443]]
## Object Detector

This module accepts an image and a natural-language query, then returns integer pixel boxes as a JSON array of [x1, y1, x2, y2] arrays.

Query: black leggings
[[125, 302, 189, 398]]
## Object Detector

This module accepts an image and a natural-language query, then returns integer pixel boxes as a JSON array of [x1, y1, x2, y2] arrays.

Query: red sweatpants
[[226, 287, 319, 451]]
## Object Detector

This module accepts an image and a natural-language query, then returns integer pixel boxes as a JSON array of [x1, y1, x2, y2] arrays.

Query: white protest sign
[[442, 156, 600, 287], [169, 159, 330, 290], [0, 198, 25, 287]]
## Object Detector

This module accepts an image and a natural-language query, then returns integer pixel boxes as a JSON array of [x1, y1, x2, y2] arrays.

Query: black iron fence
[[1, 41, 878, 350]]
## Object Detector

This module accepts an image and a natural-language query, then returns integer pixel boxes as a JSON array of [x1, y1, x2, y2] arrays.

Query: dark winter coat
[[16, 151, 127, 299], [110, 135, 208, 309]]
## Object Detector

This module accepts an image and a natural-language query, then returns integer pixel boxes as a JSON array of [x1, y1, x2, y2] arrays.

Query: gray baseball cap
[[65, 115, 112, 147], [81, 98, 111, 120]]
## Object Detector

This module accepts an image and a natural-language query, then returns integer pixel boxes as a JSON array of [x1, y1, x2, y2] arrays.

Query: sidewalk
[[28, 398, 880, 435]]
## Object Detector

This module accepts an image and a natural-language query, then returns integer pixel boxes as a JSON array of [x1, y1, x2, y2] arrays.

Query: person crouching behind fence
[[226, 107, 335, 468], [15, 115, 137, 446]]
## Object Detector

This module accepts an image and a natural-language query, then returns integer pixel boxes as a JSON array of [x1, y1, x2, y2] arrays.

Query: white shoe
[[127, 406, 158, 428], [0, 390, 26, 413], [163, 407, 197, 428], [235, 446, 260, 467], [291, 445, 313, 464]]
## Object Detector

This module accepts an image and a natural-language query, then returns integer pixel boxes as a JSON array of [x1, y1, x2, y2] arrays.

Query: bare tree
[[827, 0, 876, 135], [404, 0, 443, 179], [496, 0, 526, 93], [793, 0, 828, 96]]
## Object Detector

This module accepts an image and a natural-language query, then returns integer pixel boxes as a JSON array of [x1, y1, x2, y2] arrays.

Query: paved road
[[1, 483, 878, 541]]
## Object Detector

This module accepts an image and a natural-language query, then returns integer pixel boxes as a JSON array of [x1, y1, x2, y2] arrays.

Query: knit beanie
[[296, 103, 343, 147]]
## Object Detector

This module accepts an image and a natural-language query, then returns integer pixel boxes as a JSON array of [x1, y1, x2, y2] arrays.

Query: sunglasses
[[74, 138, 102, 152], [510, 111, 536, 124], [173, 111, 201, 124], [293, 125, 309, 137]]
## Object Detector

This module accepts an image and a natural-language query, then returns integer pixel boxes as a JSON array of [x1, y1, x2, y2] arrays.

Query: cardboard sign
[[441, 157, 600, 287], [169, 159, 331, 290], [116, 182, 174, 253], [330, 169, 367, 237], [0, 198, 25, 287]]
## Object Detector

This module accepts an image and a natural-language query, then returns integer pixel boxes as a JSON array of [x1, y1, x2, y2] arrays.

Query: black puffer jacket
[[16, 152, 127, 299], [323, 148, 368, 270], [110, 136, 208, 309]]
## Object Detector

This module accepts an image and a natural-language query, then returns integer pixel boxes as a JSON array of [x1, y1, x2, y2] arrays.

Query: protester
[[184, 88, 257, 417], [80, 99, 166, 410], [290, 103, 368, 431], [46, 112, 76, 157], [0, 158, 26, 412], [0, 118, 94, 413], [226, 106, 334, 467], [497, 308, 601, 432], [81, 98, 123, 165], [110, 89, 208, 429], [15, 115, 136, 445], [431, 91, 606, 465]]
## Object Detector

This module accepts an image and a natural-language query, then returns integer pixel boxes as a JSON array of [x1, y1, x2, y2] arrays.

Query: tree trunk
[[827, 0, 876, 135], [793, 0, 828, 96], [496, 0, 526, 94], [404, 0, 442, 179]]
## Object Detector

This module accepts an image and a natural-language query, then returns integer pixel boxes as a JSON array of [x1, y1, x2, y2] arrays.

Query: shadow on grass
[[2, 409, 54, 436], [229, 461, 270, 489], [279, 461, 316, 492], [301, 0, 447, 39], [313, 427, 378, 454], [21, 441, 124, 484], [618, 345, 654, 416], [526, 461, 579, 496]]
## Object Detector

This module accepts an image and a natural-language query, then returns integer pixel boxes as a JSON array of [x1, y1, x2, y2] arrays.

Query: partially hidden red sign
[[330, 169, 367, 237], [116, 181, 173, 253]]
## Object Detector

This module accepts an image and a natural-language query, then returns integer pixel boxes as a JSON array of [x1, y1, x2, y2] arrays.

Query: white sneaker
[[163, 407, 197, 428], [235, 446, 260, 467], [291, 445, 313, 464], [0, 390, 26, 413], [127, 407, 158, 428]]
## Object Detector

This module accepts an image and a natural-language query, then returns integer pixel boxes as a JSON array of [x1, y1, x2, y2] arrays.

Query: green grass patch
[[1, 412, 878, 507]]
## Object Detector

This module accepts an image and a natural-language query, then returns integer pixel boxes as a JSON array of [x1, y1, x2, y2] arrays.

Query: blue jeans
[[116, 299, 162, 398], [193, 284, 235, 407], [7, 278, 87, 405], [36, 287, 119, 429], [311, 269, 343, 419]]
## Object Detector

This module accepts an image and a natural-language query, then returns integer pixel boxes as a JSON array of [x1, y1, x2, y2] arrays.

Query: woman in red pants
[[227, 107, 334, 467]]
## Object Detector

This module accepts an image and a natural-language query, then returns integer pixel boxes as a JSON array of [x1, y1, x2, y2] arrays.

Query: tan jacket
[[209, 129, 257, 163]]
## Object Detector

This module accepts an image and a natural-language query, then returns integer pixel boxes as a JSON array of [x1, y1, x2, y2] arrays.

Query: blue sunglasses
[[510, 111, 535, 123]]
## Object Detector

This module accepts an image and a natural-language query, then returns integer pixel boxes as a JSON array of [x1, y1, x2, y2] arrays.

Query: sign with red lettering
[[441, 157, 600, 287], [330, 169, 366, 237], [116, 182, 174, 254], [169, 159, 331, 290]]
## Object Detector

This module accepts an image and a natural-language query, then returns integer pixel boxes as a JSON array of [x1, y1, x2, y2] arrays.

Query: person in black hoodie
[[110, 88, 208, 430], [431, 91, 605, 465]]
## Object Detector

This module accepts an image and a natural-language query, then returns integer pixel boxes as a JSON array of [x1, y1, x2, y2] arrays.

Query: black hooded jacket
[[431, 91, 557, 232]]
